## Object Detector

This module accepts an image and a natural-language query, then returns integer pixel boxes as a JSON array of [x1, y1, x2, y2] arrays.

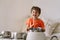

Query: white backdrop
[[0, 0, 60, 32]]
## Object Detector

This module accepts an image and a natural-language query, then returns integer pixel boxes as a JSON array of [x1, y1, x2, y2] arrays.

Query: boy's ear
[[38, 14, 40, 16]]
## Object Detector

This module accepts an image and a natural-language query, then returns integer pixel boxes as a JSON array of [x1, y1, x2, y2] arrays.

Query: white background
[[0, 0, 60, 32]]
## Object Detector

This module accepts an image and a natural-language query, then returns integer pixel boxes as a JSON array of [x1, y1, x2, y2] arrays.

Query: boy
[[26, 6, 45, 32]]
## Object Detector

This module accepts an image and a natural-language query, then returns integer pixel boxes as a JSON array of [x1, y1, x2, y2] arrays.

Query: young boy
[[26, 6, 45, 32]]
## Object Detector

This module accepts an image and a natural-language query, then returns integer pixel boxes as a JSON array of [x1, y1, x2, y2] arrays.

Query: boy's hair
[[31, 6, 41, 15]]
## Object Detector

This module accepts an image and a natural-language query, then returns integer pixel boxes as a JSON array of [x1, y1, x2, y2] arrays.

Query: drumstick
[[33, 18, 35, 27]]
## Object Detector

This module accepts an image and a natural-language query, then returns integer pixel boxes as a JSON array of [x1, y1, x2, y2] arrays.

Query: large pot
[[26, 32, 46, 40]]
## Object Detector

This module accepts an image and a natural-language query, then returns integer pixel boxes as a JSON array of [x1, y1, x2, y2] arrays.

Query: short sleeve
[[39, 20, 45, 29], [26, 19, 30, 27]]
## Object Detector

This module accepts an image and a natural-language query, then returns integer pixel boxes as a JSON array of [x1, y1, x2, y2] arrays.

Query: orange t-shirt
[[26, 18, 45, 29]]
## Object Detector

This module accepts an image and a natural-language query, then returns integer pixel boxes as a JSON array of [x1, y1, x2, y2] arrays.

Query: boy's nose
[[33, 14, 36, 16]]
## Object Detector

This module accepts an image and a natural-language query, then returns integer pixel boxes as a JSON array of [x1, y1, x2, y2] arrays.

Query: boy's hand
[[41, 29, 45, 32], [30, 22, 34, 28]]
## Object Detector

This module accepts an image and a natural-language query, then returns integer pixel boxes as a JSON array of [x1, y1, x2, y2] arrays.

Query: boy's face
[[31, 9, 40, 18]]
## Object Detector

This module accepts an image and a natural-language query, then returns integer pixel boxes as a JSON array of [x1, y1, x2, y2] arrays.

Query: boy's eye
[[33, 11, 35, 13], [33, 11, 37, 13]]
